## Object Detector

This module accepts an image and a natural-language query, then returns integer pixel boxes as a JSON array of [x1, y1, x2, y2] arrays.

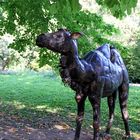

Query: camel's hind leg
[[119, 83, 130, 137], [106, 90, 117, 134]]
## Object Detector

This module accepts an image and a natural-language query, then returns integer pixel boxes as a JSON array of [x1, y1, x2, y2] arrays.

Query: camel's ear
[[70, 32, 83, 39]]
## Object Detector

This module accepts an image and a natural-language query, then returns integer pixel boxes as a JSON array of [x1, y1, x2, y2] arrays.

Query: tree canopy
[[0, 0, 138, 67], [96, 0, 138, 18]]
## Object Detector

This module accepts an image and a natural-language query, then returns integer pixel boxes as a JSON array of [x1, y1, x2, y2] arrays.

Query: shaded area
[[0, 73, 139, 139], [0, 102, 92, 140]]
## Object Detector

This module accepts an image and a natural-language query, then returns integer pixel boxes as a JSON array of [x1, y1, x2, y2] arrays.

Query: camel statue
[[36, 29, 130, 140]]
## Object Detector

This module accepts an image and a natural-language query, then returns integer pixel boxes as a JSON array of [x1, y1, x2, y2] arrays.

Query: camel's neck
[[60, 41, 95, 83], [60, 40, 84, 70]]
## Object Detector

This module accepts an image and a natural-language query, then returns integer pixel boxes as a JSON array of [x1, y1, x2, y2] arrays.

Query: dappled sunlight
[[3, 100, 64, 115], [133, 134, 140, 139], [12, 101, 26, 109], [5, 100, 26, 110], [0, 73, 139, 139], [130, 115, 140, 123], [54, 122, 70, 130], [68, 112, 75, 118], [45, 108, 62, 114], [36, 105, 47, 109], [35, 105, 62, 113]]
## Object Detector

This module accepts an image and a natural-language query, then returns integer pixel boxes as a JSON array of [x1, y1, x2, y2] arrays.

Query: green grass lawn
[[0, 72, 140, 139]]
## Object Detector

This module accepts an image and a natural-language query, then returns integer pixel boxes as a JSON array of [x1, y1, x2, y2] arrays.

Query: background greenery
[[0, 0, 140, 82]]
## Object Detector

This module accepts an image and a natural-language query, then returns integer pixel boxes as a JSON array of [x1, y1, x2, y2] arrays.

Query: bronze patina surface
[[36, 29, 130, 140]]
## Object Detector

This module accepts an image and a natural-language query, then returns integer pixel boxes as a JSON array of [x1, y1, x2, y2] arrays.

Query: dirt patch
[[0, 125, 92, 140], [0, 103, 136, 140], [0, 112, 93, 140]]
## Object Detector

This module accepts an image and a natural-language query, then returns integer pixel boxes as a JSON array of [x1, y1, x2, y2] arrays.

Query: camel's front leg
[[74, 93, 87, 140], [89, 96, 101, 140]]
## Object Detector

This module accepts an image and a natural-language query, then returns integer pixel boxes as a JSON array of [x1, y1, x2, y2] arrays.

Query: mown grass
[[0, 72, 140, 139]]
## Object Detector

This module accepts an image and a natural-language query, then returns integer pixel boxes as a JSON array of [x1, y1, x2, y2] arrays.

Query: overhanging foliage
[[0, 0, 138, 68], [96, 0, 138, 18]]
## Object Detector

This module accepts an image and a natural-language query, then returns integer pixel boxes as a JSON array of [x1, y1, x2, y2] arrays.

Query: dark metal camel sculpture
[[36, 29, 130, 140]]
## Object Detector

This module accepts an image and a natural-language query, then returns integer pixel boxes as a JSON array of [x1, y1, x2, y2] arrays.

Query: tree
[[0, 38, 10, 70], [126, 32, 140, 83], [0, 0, 138, 67]]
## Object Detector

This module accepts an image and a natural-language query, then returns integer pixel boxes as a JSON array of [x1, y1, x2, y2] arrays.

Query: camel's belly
[[102, 73, 122, 97]]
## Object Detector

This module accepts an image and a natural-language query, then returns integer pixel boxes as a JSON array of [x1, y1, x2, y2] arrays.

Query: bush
[[125, 33, 140, 83]]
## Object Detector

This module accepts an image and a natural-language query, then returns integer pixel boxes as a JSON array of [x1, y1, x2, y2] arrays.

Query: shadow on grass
[[0, 73, 139, 139], [0, 101, 94, 140], [0, 99, 139, 140]]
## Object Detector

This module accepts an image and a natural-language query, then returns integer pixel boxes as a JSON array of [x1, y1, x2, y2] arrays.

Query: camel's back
[[84, 44, 125, 67]]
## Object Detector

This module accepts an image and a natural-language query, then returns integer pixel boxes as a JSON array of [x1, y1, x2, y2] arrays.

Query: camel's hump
[[83, 44, 124, 66], [84, 44, 111, 59]]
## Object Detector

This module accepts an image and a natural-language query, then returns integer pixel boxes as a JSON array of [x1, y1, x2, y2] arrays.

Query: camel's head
[[36, 29, 83, 54]]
